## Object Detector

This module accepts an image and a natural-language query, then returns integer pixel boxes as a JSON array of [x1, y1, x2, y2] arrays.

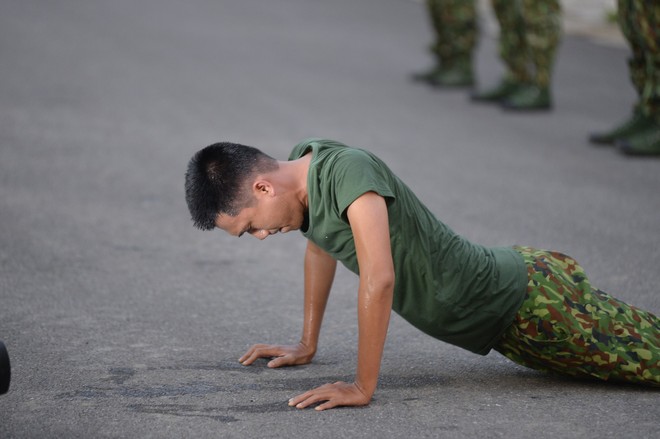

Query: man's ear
[[253, 180, 275, 197]]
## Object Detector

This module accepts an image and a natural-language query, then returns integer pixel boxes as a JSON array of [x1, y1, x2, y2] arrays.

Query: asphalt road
[[1, 0, 659, 437]]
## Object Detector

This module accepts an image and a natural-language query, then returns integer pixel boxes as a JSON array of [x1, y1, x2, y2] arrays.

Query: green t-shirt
[[289, 139, 527, 355]]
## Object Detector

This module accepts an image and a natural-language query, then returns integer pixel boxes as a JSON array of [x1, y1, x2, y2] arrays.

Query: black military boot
[[411, 64, 445, 86], [433, 58, 474, 87], [471, 79, 521, 103], [589, 110, 654, 145], [501, 85, 552, 111], [617, 121, 660, 156]]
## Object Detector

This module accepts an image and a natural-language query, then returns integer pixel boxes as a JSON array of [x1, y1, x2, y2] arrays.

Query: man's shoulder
[[288, 138, 357, 161], [288, 138, 324, 161]]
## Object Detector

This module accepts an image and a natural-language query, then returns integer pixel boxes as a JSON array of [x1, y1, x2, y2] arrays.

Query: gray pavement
[[1, 0, 659, 438]]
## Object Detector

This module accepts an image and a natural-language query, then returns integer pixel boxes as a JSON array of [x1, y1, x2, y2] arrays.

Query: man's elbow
[[364, 270, 395, 299]]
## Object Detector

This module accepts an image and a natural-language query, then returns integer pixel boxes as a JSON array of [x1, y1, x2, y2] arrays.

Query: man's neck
[[277, 153, 312, 209]]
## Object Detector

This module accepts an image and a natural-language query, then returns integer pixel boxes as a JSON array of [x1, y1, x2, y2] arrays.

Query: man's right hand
[[238, 342, 316, 368]]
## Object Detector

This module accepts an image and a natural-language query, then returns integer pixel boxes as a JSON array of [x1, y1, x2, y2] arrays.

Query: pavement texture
[[1, 0, 659, 438]]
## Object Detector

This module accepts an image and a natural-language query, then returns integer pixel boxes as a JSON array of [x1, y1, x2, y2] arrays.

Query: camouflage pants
[[425, 0, 477, 66], [618, 0, 660, 122], [491, 0, 561, 87], [495, 247, 660, 387]]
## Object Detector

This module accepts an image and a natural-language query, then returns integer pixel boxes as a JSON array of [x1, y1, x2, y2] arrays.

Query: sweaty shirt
[[289, 138, 527, 355]]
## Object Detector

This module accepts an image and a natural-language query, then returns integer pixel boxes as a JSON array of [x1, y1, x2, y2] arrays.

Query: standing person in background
[[590, 1, 660, 156], [472, 0, 561, 111], [412, 0, 478, 87]]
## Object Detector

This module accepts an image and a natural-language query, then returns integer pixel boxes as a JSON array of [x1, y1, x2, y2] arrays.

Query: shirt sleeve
[[332, 148, 396, 218]]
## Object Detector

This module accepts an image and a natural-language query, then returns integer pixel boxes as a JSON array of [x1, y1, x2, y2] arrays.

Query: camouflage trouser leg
[[491, 0, 561, 87], [519, 0, 561, 88], [618, 0, 660, 122], [491, 0, 529, 82], [427, 0, 478, 67], [618, 0, 646, 109], [495, 247, 660, 387]]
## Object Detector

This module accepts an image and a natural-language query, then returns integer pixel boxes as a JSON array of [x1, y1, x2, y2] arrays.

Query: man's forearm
[[355, 279, 394, 396], [300, 241, 337, 350]]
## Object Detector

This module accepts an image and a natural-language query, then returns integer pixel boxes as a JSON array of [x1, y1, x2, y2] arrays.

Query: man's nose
[[250, 229, 269, 240]]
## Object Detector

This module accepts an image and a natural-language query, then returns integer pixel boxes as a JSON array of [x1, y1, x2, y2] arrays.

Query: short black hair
[[185, 142, 278, 230]]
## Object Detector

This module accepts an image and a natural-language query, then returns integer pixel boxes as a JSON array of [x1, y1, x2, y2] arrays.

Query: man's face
[[214, 192, 304, 240]]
